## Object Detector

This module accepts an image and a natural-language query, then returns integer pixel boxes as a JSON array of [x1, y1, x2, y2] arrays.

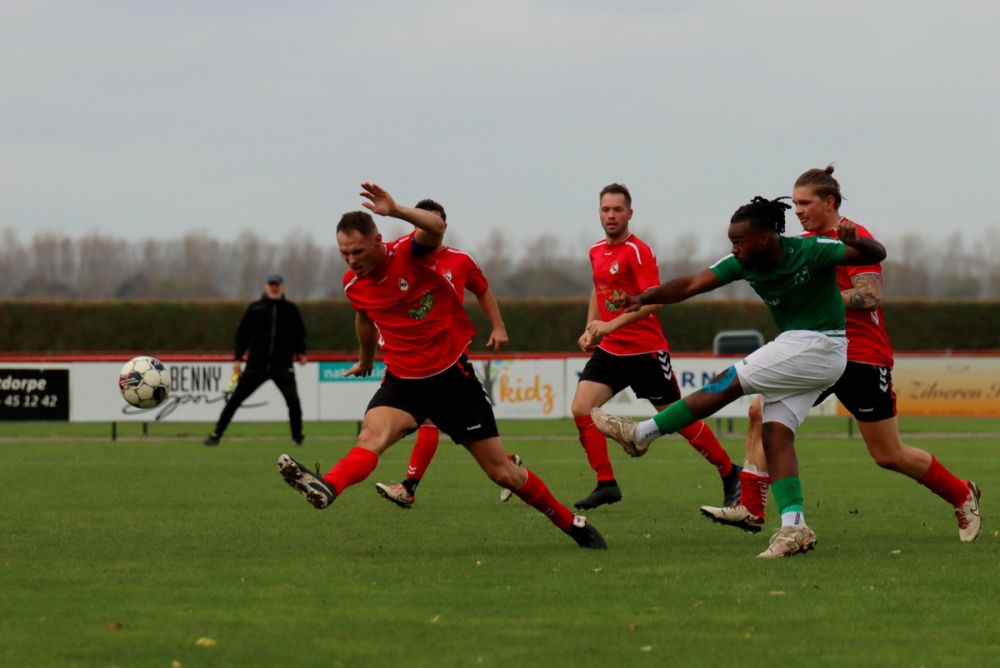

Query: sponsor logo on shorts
[[466, 423, 482, 430]]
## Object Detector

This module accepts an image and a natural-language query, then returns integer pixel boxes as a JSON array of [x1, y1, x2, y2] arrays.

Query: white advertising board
[[68, 362, 321, 423], [0, 354, 894, 423]]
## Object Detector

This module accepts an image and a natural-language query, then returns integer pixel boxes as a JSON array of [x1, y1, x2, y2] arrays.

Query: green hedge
[[1, 300, 997, 353]]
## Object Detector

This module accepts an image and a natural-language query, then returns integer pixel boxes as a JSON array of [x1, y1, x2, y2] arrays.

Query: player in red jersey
[[276, 183, 605, 549], [372, 198, 512, 508], [700, 166, 982, 542], [572, 183, 739, 509]]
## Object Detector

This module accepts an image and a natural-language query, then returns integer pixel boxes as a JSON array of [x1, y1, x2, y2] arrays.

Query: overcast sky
[[3, 1, 998, 260]]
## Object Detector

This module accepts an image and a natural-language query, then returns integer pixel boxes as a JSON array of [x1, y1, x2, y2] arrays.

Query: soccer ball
[[118, 356, 171, 408]]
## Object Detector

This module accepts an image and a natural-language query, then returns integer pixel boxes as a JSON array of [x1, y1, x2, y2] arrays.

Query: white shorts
[[735, 330, 847, 432]]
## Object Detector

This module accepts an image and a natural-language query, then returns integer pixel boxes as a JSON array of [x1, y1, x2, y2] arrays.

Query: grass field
[[1, 418, 999, 667]]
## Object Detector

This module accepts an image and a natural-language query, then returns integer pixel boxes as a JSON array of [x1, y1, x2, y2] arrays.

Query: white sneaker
[[590, 408, 652, 457], [955, 481, 982, 542], [499, 454, 523, 503], [700, 503, 765, 533], [757, 524, 817, 559], [375, 482, 415, 509]]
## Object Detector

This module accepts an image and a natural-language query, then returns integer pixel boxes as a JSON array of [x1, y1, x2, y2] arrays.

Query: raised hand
[[360, 182, 398, 217], [836, 217, 859, 244]]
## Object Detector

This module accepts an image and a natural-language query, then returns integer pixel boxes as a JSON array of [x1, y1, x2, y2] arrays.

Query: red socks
[[574, 414, 615, 482], [514, 469, 575, 531], [919, 456, 971, 507], [739, 468, 770, 518], [678, 421, 733, 478], [406, 425, 440, 480], [323, 447, 379, 495]]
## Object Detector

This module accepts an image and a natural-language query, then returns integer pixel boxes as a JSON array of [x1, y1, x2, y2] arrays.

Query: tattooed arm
[[842, 272, 882, 311]]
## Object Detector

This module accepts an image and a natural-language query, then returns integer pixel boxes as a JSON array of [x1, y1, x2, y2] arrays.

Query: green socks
[[651, 400, 696, 435], [772, 476, 804, 515]]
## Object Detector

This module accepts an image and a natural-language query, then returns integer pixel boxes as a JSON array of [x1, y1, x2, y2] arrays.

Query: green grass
[[1, 422, 998, 667]]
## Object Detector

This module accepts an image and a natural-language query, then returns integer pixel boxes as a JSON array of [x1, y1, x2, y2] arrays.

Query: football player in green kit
[[589, 195, 886, 558]]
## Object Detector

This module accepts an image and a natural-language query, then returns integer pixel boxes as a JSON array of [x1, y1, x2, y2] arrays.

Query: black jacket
[[234, 294, 307, 370]]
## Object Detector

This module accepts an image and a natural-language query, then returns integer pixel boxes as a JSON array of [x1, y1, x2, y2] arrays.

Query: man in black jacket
[[203, 274, 307, 446]]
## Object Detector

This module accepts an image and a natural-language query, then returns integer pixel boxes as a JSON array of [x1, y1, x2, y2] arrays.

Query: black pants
[[213, 366, 303, 440]]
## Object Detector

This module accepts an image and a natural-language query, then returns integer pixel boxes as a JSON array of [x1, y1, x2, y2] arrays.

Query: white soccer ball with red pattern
[[118, 356, 171, 408]]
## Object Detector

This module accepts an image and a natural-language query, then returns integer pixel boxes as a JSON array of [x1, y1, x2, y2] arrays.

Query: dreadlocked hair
[[795, 163, 843, 208], [730, 196, 791, 234]]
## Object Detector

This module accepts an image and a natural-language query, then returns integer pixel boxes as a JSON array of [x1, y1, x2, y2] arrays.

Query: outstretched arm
[[360, 182, 447, 248], [617, 269, 722, 310], [837, 219, 887, 266]]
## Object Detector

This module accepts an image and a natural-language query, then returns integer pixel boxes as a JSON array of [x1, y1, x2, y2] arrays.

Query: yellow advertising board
[[836, 356, 1000, 417]]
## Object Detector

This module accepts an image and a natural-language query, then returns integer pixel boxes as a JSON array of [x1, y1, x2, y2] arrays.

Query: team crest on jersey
[[793, 267, 811, 285], [604, 288, 626, 312], [443, 270, 453, 282], [407, 291, 435, 320], [399, 278, 409, 291], [610, 262, 619, 275]]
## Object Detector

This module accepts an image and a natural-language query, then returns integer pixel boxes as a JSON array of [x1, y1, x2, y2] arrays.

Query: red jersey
[[343, 235, 476, 379], [589, 233, 670, 355], [411, 232, 489, 297], [802, 219, 894, 367]]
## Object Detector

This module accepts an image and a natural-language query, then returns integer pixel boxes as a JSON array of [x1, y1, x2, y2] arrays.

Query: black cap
[[266, 274, 284, 285]]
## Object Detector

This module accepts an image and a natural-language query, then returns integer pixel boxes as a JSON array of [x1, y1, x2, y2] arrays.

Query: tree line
[[1, 226, 997, 300]]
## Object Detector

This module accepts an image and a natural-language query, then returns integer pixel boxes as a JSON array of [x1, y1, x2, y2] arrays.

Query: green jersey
[[710, 236, 848, 334]]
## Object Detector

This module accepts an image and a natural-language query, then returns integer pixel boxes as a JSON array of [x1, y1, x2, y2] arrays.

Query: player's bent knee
[[486, 461, 522, 489], [748, 396, 763, 423], [868, 446, 903, 471]]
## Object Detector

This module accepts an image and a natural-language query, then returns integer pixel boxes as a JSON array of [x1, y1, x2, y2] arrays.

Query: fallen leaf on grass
[[195, 637, 217, 647], [429, 615, 441, 624], [890, 549, 902, 556], [768, 591, 785, 596], [639, 646, 653, 652], [171, 661, 183, 668], [107, 622, 124, 630]]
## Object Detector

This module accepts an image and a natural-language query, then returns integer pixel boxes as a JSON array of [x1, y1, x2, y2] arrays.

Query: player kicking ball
[[700, 166, 981, 542], [591, 195, 886, 558], [276, 183, 606, 549], [370, 198, 516, 509]]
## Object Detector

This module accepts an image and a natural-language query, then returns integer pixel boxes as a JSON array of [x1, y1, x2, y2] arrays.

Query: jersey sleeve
[[844, 225, 882, 277], [709, 254, 744, 285], [807, 236, 848, 267], [463, 256, 489, 296], [634, 242, 661, 291]]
